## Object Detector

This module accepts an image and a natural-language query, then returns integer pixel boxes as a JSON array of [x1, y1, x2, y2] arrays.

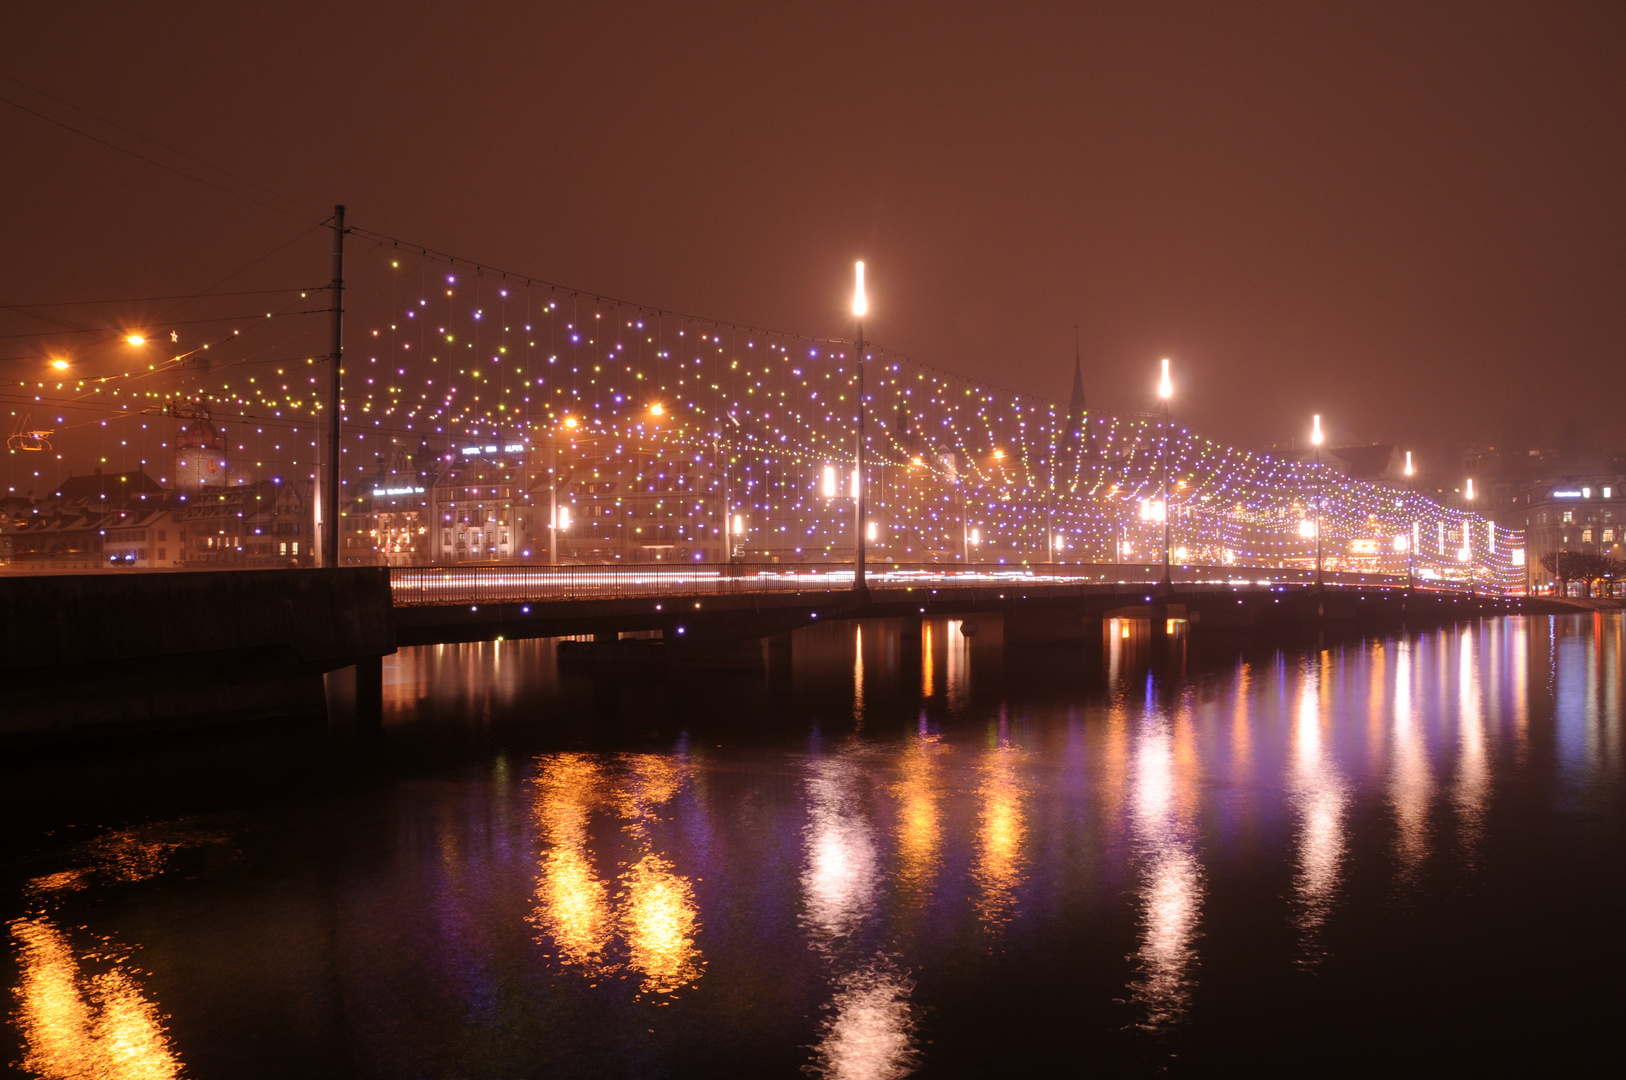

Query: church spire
[[1066, 325, 1093, 456]]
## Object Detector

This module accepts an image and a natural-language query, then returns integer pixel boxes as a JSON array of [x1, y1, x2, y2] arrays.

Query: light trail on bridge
[[389, 562, 1484, 607]]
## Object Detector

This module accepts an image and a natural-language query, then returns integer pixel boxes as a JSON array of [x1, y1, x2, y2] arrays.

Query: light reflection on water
[[8, 613, 1626, 1078], [528, 752, 702, 995], [971, 714, 1028, 933], [1290, 654, 1348, 962], [1127, 695, 1204, 1029]]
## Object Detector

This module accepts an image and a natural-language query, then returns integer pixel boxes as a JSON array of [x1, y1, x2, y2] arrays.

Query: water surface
[[5, 613, 1624, 1077]]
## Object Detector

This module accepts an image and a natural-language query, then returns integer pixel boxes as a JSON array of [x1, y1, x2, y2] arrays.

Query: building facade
[[1512, 476, 1623, 590]]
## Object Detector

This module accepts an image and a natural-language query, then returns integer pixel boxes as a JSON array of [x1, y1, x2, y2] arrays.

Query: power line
[[0, 287, 323, 310], [0, 308, 331, 342], [0, 75, 323, 224]]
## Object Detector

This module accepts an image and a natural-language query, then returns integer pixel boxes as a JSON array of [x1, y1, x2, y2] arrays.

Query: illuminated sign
[[372, 486, 425, 497], [1551, 490, 1583, 498]]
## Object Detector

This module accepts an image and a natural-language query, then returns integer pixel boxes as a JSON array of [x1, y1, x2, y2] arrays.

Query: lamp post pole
[[852, 261, 869, 597], [1312, 414, 1324, 589], [1158, 358, 1172, 591]]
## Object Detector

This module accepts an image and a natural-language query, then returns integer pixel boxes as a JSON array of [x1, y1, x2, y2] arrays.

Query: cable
[[0, 287, 324, 310], [0, 75, 323, 223], [0, 308, 330, 341]]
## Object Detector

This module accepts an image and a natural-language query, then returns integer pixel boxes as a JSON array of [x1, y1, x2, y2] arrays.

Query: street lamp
[[1158, 358, 1173, 590], [1312, 413, 1324, 588], [852, 261, 869, 596]]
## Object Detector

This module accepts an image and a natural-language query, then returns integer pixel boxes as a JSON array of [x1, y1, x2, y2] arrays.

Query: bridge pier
[[1, 568, 395, 747]]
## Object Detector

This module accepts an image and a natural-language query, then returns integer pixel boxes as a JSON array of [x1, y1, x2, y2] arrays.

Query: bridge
[[2, 228, 1535, 743]]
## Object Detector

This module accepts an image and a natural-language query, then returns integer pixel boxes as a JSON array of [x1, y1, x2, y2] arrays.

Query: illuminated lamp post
[[852, 261, 869, 597], [1158, 358, 1173, 591], [1311, 413, 1325, 589]]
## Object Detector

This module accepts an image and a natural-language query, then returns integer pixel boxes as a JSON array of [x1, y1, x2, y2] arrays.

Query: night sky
[[3, 1, 1622, 471]]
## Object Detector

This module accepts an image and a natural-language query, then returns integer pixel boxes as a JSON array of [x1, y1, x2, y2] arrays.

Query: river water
[[4, 613, 1623, 1078]]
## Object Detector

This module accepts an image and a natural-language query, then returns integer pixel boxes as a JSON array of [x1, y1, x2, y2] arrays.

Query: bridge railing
[[388, 562, 1488, 606]]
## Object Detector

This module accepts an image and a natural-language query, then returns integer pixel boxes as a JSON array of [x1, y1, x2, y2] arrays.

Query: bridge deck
[[389, 562, 1482, 607]]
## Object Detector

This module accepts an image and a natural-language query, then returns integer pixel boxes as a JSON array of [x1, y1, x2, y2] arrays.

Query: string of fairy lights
[[4, 236, 1525, 588]]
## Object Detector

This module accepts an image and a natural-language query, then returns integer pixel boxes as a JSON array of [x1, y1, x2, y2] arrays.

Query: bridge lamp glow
[[1298, 519, 1317, 538], [562, 416, 578, 429], [554, 506, 570, 530], [1158, 358, 1172, 400], [822, 465, 837, 499], [852, 261, 867, 318], [1404, 450, 1414, 477], [1457, 546, 1471, 563], [867, 521, 878, 542], [1311, 414, 1323, 447], [970, 527, 980, 545], [732, 513, 743, 535], [1393, 534, 1410, 553], [650, 403, 664, 417], [850, 469, 860, 499]]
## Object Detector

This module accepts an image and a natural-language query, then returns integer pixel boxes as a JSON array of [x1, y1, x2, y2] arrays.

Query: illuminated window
[[1582, 529, 1593, 542]]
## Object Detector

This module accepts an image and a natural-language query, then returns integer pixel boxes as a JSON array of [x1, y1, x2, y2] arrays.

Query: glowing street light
[[649, 403, 665, 417], [50, 358, 69, 371], [126, 334, 146, 346]]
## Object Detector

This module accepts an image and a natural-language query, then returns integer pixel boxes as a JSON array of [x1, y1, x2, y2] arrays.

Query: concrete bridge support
[[0, 568, 395, 745]]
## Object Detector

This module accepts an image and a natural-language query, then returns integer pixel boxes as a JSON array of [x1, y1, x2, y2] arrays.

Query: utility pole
[[323, 205, 345, 568]]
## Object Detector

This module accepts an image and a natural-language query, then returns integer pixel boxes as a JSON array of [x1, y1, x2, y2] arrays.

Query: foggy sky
[[3, 0, 1622, 464]]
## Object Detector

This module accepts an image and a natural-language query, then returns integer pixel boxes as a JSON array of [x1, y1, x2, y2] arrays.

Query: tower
[[1064, 330, 1094, 458], [171, 399, 228, 492]]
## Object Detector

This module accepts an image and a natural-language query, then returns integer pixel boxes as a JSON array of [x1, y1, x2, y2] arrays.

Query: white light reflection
[[1454, 628, 1490, 862], [803, 753, 919, 1079], [1388, 638, 1432, 881], [1291, 658, 1348, 963], [1127, 704, 1204, 1030], [809, 958, 920, 1080], [945, 620, 970, 711], [803, 756, 880, 945]]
